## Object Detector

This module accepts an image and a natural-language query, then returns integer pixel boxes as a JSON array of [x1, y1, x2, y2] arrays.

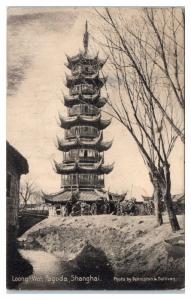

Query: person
[[48, 205, 56, 217], [61, 205, 68, 217]]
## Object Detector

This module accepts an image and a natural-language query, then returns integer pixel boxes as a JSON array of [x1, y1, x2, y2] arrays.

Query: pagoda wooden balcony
[[72, 65, 98, 76], [68, 104, 100, 117], [63, 157, 101, 164], [63, 155, 104, 164], [61, 174, 105, 189], [70, 84, 97, 96], [63, 149, 104, 163], [65, 126, 99, 139]]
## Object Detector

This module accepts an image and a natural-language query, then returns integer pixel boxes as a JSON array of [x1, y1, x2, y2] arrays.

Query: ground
[[19, 214, 185, 290]]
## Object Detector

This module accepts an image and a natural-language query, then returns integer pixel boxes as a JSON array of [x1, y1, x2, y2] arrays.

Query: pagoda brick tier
[[44, 22, 117, 216]]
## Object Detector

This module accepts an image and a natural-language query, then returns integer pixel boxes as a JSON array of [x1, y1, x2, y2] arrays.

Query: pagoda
[[44, 22, 114, 215]]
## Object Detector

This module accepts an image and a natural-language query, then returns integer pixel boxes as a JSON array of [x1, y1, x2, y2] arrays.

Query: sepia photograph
[[6, 6, 185, 291]]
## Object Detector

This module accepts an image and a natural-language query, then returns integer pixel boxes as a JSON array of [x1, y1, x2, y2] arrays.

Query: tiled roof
[[7, 141, 29, 174], [80, 191, 105, 202], [141, 193, 185, 203], [44, 189, 106, 203], [44, 190, 72, 203]]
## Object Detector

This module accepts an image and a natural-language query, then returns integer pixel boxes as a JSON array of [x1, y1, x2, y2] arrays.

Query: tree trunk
[[153, 179, 163, 226], [149, 171, 163, 226], [164, 164, 180, 232]]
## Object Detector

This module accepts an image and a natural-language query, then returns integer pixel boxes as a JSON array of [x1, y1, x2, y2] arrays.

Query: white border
[[1, 0, 191, 299]]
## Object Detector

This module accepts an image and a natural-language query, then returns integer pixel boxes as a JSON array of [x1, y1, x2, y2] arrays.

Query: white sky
[[6, 7, 184, 198]]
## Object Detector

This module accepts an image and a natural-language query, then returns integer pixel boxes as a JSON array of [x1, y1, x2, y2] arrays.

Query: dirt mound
[[20, 215, 185, 289]]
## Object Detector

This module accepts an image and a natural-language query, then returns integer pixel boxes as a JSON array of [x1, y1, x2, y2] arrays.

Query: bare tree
[[144, 8, 184, 110], [19, 179, 36, 209], [95, 7, 184, 142], [95, 8, 181, 231]]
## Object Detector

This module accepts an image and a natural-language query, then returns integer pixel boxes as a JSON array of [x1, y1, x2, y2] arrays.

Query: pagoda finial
[[83, 20, 89, 54]]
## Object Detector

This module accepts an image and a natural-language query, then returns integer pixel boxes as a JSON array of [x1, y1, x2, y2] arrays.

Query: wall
[[7, 159, 20, 229]]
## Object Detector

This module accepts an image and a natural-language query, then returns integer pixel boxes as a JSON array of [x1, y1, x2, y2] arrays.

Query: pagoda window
[[66, 175, 69, 184], [77, 85, 81, 92], [62, 175, 69, 185], [87, 150, 93, 157], [84, 150, 88, 158], [77, 106, 81, 114], [70, 149, 77, 159], [89, 105, 96, 115], [84, 105, 89, 114], [75, 127, 79, 136], [72, 85, 81, 94], [79, 149, 83, 157], [64, 152, 67, 160], [72, 174, 77, 184], [68, 175, 72, 184]]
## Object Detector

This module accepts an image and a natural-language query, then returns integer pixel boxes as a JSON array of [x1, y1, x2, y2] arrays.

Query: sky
[[6, 7, 184, 198]]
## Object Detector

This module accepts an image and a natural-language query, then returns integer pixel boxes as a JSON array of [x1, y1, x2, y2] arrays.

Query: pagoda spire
[[83, 20, 89, 54]]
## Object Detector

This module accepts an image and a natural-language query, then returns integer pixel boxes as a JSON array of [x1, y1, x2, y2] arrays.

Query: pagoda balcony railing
[[70, 84, 97, 96], [63, 149, 103, 163], [61, 174, 104, 188], [62, 179, 104, 189], [68, 104, 100, 117], [65, 126, 99, 139], [72, 65, 97, 76], [63, 156, 103, 163]]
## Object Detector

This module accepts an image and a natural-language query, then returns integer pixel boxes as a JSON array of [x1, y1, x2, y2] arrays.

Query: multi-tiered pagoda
[[44, 22, 114, 215]]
